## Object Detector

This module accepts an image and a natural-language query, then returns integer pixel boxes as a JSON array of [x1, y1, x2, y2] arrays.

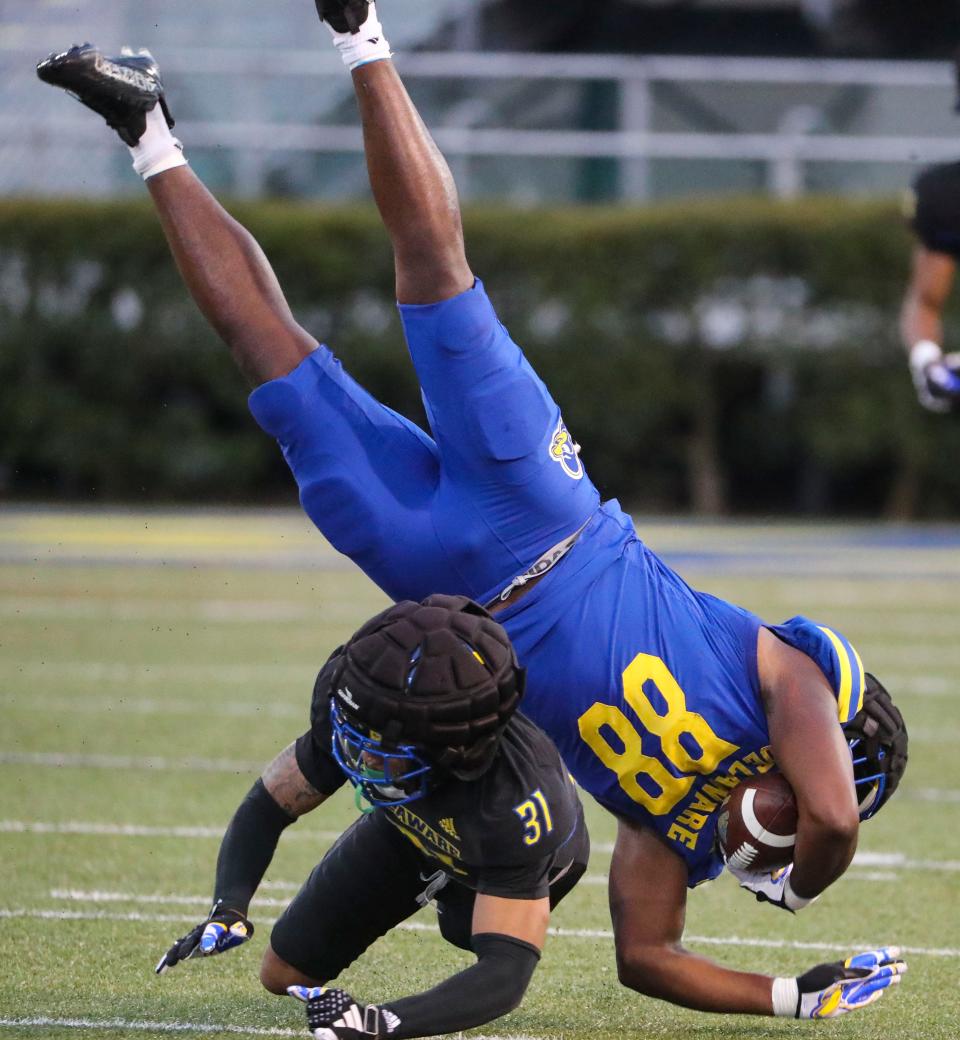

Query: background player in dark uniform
[[40, 0, 907, 1022], [156, 595, 590, 1040], [902, 57, 960, 411]]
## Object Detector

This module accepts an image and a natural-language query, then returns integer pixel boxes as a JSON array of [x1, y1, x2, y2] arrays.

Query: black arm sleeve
[[382, 933, 540, 1040], [213, 778, 297, 915]]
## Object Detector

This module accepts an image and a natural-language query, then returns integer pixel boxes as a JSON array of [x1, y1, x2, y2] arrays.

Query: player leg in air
[[39, 0, 908, 1022]]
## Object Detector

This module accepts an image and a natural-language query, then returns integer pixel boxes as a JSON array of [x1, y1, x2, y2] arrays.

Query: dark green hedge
[[3, 195, 960, 517]]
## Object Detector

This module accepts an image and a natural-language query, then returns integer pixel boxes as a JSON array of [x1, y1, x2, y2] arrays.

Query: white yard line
[[5, 820, 959, 871], [0, 694, 303, 720], [896, 726, 960, 744], [15, 685, 960, 736], [878, 674, 959, 697], [0, 1019, 535, 1040], [0, 598, 319, 622], [0, 908, 216, 924], [50, 889, 292, 910], [0, 1018, 300, 1038], [589, 836, 960, 856], [0, 820, 338, 842], [2, 905, 957, 958], [3, 753, 959, 807], [4, 659, 957, 696], [0, 597, 383, 624], [1, 661, 309, 684], [853, 849, 960, 870], [10, 593, 960, 632], [403, 919, 960, 957], [0, 752, 263, 773], [4, 689, 956, 736], [909, 787, 960, 804]]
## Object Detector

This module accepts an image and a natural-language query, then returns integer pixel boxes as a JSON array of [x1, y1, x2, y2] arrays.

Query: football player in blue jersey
[[39, 0, 908, 1022]]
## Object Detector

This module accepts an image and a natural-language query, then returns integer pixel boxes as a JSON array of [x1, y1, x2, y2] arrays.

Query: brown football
[[717, 772, 798, 872]]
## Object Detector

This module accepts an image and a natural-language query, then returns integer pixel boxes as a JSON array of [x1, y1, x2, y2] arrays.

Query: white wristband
[[910, 339, 943, 372], [782, 876, 814, 912], [771, 976, 799, 1017]]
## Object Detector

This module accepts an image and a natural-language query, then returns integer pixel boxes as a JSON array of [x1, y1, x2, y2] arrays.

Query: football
[[717, 772, 798, 872]]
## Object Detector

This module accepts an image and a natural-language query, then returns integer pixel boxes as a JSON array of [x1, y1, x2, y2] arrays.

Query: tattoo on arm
[[262, 743, 326, 817]]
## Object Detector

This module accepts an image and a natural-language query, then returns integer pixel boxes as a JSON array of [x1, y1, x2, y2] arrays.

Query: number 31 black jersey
[[294, 688, 588, 900]]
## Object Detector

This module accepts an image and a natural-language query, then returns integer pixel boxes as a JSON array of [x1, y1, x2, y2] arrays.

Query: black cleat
[[315, 0, 371, 34], [37, 43, 174, 147]]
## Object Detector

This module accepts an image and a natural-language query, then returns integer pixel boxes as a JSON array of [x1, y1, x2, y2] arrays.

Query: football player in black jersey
[[155, 595, 590, 1040], [901, 55, 960, 411]]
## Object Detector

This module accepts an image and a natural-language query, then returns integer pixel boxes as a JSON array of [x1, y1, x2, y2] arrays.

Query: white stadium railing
[[2, 43, 957, 200]]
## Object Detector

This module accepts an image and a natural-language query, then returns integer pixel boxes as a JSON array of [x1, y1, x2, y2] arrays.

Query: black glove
[[155, 902, 253, 974], [314, 0, 371, 33], [288, 986, 398, 1040]]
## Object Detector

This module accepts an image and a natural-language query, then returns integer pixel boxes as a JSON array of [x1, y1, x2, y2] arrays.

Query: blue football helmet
[[330, 698, 433, 808]]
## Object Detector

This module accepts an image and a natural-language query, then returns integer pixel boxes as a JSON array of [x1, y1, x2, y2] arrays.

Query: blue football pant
[[249, 279, 600, 604]]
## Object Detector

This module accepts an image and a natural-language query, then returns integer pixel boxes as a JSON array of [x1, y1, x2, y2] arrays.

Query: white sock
[[327, 1, 392, 70], [129, 104, 187, 180]]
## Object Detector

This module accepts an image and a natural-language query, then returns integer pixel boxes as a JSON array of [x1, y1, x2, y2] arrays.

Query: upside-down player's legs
[[252, 52, 597, 601], [249, 345, 453, 603], [353, 60, 473, 308], [400, 281, 600, 596], [146, 166, 316, 386], [141, 52, 597, 604], [250, 280, 600, 605]]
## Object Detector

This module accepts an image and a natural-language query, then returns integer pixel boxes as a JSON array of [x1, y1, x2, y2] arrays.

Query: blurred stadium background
[[4, 3, 960, 1039], [4, 0, 960, 517], [3, 0, 960, 201]]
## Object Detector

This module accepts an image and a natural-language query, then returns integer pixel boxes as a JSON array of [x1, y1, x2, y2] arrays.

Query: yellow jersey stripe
[[849, 643, 866, 718], [818, 625, 854, 721]]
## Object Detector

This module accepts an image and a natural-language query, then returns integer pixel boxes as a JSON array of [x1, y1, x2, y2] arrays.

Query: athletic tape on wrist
[[782, 876, 813, 912], [910, 339, 943, 373], [772, 976, 800, 1017]]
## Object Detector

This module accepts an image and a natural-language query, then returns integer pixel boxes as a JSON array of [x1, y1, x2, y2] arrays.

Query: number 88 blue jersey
[[252, 280, 867, 887], [494, 501, 866, 887]]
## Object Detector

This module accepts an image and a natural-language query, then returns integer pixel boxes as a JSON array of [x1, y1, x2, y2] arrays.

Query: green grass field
[[2, 508, 959, 1040]]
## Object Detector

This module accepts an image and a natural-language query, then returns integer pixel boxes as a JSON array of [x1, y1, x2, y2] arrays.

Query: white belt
[[486, 520, 589, 608]]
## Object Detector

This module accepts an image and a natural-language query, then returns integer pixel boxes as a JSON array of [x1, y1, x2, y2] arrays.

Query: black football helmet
[[327, 594, 525, 808], [844, 673, 908, 820]]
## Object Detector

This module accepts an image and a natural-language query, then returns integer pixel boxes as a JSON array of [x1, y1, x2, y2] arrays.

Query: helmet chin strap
[[355, 785, 377, 815]]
